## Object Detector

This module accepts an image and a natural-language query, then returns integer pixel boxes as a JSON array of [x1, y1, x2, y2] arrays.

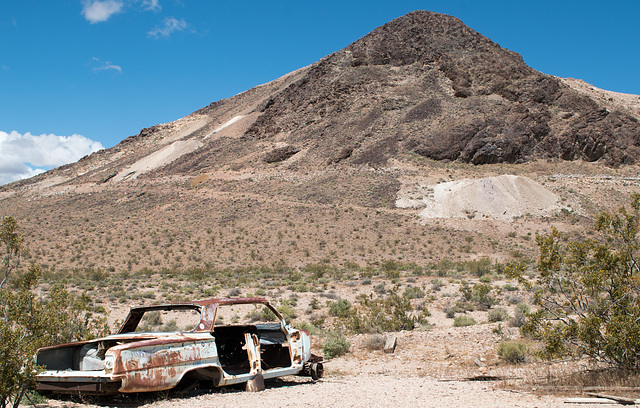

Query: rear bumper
[[35, 371, 120, 395]]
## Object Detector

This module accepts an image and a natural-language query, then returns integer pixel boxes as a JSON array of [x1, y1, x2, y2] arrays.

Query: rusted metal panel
[[198, 304, 215, 331], [244, 332, 265, 392], [110, 334, 219, 392], [35, 297, 318, 395]]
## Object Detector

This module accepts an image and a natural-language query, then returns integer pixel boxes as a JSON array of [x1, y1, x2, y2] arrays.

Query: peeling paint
[[35, 297, 323, 395]]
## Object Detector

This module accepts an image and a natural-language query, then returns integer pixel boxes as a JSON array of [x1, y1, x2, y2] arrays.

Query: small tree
[[0, 216, 108, 408], [507, 194, 640, 368]]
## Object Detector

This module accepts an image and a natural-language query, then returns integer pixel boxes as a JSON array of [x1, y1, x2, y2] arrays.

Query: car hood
[[36, 331, 206, 352]]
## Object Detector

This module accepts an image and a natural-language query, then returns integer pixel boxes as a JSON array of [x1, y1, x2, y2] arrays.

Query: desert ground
[[39, 323, 622, 408]]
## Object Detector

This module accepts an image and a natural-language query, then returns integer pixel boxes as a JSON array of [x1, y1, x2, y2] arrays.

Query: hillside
[[1, 10, 640, 275]]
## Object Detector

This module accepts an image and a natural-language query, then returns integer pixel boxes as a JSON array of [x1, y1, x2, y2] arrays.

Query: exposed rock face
[[244, 10, 640, 167]]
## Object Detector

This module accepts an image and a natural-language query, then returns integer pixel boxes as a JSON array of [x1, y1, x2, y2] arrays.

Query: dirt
[[141, 376, 563, 408], [397, 174, 561, 221], [39, 322, 609, 408]]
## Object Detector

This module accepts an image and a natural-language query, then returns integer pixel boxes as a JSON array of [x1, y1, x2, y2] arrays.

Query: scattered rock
[[384, 336, 397, 354], [263, 146, 300, 163]]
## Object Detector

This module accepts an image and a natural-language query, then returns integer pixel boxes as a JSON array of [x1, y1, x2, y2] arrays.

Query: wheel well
[[180, 366, 223, 387]]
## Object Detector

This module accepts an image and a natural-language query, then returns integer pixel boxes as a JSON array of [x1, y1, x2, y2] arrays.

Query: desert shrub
[[0, 216, 108, 408], [468, 257, 492, 277], [455, 300, 475, 312], [86, 268, 108, 282], [510, 302, 530, 328], [460, 282, 496, 310], [444, 305, 464, 319], [161, 320, 179, 332], [479, 275, 492, 283], [497, 340, 528, 364], [328, 299, 352, 318], [277, 302, 298, 322], [323, 332, 351, 359], [453, 315, 477, 327], [503, 283, 518, 292], [138, 311, 163, 331], [303, 263, 334, 279], [342, 289, 416, 334], [436, 258, 453, 276], [296, 321, 321, 335], [260, 306, 277, 321], [374, 283, 386, 295], [363, 334, 386, 351], [507, 194, 640, 368], [431, 279, 444, 291], [381, 259, 402, 274], [403, 285, 425, 299], [488, 308, 510, 323]]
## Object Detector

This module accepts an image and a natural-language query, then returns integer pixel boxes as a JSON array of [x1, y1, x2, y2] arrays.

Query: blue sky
[[1, 1, 639, 185]]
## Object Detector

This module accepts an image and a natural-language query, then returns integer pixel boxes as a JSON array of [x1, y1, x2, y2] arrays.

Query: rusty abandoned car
[[34, 297, 323, 394]]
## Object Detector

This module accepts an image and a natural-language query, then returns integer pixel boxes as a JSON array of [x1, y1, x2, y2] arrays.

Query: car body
[[34, 297, 323, 394]]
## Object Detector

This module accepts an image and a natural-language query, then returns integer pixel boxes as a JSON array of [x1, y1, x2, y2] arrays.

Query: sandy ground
[[140, 376, 564, 408], [39, 323, 613, 408], [39, 365, 610, 408]]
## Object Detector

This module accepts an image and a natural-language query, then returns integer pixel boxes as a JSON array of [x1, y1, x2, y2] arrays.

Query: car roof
[[128, 296, 270, 311]]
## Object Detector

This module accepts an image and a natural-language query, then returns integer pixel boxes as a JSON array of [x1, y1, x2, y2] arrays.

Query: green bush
[[277, 302, 298, 322], [497, 340, 528, 363], [453, 315, 477, 327], [431, 279, 444, 291], [468, 257, 492, 277], [460, 282, 495, 310], [323, 333, 351, 359], [487, 308, 510, 323], [342, 289, 416, 334], [510, 302, 530, 328], [503, 283, 518, 292], [403, 286, 425, 299], [507, 194, 640, 368], [328, 299, 352, 318], [0, 216, 108, 408], [296, 320, 321, 335], [444, 305, 464, 319]]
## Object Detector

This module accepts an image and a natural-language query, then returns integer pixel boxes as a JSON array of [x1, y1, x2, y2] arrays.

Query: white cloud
[[82, 0, 124, 23], [0, 131, 104, 186], [141, 0, 161, 12], [147, 17, 187, 38], [90, 57, 122, 73]]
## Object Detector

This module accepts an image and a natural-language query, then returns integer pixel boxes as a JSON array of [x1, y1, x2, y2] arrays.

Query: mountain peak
[[4, 10, 640, 193], [347, 10, 506, 67]]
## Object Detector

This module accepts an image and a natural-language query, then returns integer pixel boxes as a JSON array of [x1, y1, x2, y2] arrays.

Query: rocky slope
[[1, 11, 640, 273], [6, 11, 640, 193]]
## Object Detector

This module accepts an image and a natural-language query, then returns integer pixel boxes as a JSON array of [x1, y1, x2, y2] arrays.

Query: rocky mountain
[[2, 10, 640, 273]]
